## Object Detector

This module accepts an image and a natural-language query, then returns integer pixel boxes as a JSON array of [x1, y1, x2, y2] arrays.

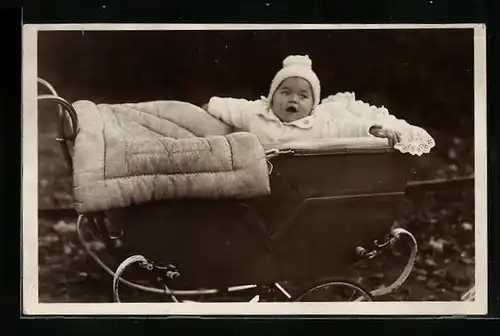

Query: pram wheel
[[293, 278, 374, 302]]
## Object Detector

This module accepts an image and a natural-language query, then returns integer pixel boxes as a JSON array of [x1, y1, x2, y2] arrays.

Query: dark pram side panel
[[112, 150, 413, 289]]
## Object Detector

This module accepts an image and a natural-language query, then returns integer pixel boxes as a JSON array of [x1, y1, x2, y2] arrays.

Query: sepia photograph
[[23, 24, 487, 315]]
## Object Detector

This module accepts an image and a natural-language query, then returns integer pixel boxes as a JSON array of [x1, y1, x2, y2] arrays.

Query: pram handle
[[37, 78, 79, 173]]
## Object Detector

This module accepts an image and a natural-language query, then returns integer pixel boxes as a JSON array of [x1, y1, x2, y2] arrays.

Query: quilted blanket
[[71, 100, 271, 213]]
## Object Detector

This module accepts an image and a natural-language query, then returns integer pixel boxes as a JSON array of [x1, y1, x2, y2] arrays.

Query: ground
[[37, 122, 475, 303]]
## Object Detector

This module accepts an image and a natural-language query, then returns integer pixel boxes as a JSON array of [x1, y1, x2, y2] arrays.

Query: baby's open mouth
[[286, 106, 298, 113]]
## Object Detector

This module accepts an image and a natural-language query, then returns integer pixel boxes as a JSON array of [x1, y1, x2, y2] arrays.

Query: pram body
[[108, 144, 412, 290], [38, 78, 419, 302]]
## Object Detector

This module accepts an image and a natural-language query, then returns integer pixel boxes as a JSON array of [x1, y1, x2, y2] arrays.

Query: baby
[[202, 55, 402, 147]]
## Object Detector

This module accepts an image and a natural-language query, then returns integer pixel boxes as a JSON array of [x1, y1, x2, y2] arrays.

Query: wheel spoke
[[348, 289, 357, 301]]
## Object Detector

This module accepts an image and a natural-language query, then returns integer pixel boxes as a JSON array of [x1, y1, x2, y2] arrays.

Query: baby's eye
[[301, 94, 309, 99]]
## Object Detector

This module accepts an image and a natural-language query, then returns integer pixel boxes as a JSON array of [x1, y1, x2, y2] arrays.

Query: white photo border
[[22, 23, 488, 316]]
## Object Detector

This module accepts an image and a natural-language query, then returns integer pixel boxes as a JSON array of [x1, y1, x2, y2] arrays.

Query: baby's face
[[271, 77, 314, 122]]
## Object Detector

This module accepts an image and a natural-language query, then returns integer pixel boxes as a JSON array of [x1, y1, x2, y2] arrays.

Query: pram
[[38, 78, 424, 303]]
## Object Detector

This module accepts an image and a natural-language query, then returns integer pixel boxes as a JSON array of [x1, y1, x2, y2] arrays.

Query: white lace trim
[[321, 92, 436, 156]]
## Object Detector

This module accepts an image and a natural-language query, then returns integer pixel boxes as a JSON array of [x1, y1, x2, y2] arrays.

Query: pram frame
[[38, 77, 419, 303]]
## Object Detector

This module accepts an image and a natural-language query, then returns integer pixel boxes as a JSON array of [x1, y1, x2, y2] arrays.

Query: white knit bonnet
[[267, 55, 321, 109]]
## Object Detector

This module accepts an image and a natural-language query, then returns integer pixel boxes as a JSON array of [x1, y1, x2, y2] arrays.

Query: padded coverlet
[[71, 100, 270, 213]]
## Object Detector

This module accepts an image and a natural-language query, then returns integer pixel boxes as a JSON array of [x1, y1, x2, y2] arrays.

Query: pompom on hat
[[267, 55, 321, 109]]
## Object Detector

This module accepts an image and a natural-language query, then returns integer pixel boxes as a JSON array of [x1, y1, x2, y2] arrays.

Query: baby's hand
[[369, 125, 402, 147]]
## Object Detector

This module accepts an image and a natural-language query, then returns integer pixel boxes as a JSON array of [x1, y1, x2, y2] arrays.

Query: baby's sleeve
[[315, 101, 378, 138], [346, 97, 410, 129], [206, 97, 253, 130], [321, 117, 377, 138]]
